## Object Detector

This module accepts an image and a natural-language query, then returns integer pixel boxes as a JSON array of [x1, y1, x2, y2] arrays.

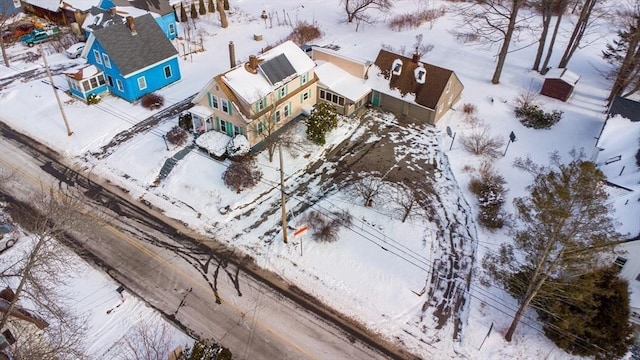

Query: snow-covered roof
[[222, 41, 316, 104], [366, 64, 418, 104], [61, 0, 99, 12], [314, 61, 370, 102], [190, 104, 213, 118], [63, 64, 101, 80], [545, 68, 580, 85], [24, 0, 60, 11], [83, 6, 158, 32], [596, 115, 640, 192]]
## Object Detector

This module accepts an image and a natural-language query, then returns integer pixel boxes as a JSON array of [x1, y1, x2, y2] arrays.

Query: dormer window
[[414, 64, 426, 84], [392, 59, 403, 76]]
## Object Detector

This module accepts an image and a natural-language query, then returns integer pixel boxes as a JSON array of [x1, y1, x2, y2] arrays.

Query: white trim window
[[256, 121, 264, 135], [103, 54, 111, 68], [164, 65, 172, 79], [116, 79, 124, 92], [137, 76, 147, 90], [209, 93, 219, 109], [168, 23, 176, 35], [93, 50, 102, 64], [283, 102, 291, 117], [221, 99, 231, 115]]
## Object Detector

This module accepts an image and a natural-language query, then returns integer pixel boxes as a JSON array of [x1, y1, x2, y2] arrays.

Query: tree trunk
[[558, 0, 596, 68], [0, 237, 45, 331], [532, 4, 553, 71], [217, 0, 228, 28], [608, 15, 640, 102], [491, 0, 524, 84], [0, 37, 8, 68], [540, 12, 564, 74]]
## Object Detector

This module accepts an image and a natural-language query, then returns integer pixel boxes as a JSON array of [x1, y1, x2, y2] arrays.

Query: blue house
[[98, 0, 178, 39], [84, 14, 181, 102]]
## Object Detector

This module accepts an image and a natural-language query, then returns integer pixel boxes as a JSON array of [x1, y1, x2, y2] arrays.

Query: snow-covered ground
[[1, 0, 638, 359]]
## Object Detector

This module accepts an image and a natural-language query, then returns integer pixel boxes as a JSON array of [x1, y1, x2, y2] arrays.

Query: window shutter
[[216, 117, 221, 131], [208, 93, 213, 108], [228, 101, 233, 115]]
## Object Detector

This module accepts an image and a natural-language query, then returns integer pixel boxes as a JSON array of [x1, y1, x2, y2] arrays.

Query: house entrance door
[[371, 91, 381, 106]]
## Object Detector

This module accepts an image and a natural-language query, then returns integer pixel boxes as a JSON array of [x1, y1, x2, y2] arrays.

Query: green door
[[371, 91, 381, 106]]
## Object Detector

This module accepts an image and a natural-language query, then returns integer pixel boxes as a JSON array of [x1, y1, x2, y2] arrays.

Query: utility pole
[[279, 144, 288, 243], [40, 45, 73, 136]]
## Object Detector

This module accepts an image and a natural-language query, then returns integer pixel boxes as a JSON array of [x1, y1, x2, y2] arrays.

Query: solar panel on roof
[[259, 54, 296, 85]]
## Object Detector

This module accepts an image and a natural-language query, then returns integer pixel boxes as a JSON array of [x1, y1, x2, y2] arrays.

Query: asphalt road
[[0, 122, 416, 359]]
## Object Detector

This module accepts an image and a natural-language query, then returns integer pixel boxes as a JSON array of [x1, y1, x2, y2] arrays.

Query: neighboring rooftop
[[609, 96, 640, 122]]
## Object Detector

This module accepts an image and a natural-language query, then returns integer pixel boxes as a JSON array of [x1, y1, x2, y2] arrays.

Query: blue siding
[[155, 14, 178, 40], [123, 57, 181, 102], [69, 84, 109, 101]]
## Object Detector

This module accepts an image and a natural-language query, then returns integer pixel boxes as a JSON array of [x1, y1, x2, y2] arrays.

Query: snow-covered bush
[[166, 126, 188, 146], [222, 155, 262, 193], [226, 135, 250, 157], [289, 21, 322, 45], [515, 104, 562, 129], [141, 93, 164, 110], [468, 162, 507, 229]]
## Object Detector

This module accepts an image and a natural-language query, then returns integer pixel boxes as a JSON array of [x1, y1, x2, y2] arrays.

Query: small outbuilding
[[540, 68, 580, 102]]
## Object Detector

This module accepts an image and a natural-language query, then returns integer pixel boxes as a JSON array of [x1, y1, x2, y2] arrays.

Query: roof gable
[[111, 0, 174, 15], [91, 14, 177, 76], [372, 49, 454, 109]]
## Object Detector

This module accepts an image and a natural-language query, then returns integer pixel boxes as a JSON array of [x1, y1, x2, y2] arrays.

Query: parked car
[[65, 42, 85, 59], [21, 27, 60, 47], [0, 223, 18, 250]]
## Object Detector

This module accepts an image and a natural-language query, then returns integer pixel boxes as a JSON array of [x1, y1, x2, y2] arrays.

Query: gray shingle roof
[[92, 14, 177, 76]]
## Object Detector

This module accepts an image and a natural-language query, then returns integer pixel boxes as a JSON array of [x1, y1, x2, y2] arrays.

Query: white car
[[65, 42, 85, 59]]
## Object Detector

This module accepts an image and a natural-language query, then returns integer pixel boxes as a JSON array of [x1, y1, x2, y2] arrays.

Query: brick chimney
[[126, 16, 137, 35], [229, 41, 236, 68], [412, 51, 420, 63], [248, 55, 258, 73]]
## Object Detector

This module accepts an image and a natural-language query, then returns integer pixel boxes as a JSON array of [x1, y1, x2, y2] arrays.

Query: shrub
[[299, 210, 352, 243], [226, 135, 250, 157], [87, 93, 100, 105], [459, 123, 505, 158], [515, 104, 562, 129], [462, 103, 477, 115], [178, 112, 193, 130], [166, 126, 188, 146], [388, 7, 446, 31], [141, 93, 164, 110], [222, 155, 262, 193], [468, 162, 507, 229], [289, 21, 322, 45]]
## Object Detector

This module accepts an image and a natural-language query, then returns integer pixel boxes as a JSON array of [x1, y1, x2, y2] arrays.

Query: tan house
[[311, 47, 371, 116], [368, 49, 464, 124], [189, 40, 318, 148]]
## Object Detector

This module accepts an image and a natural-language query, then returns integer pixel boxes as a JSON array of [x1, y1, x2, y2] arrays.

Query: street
[[0, 122, 414, 359]]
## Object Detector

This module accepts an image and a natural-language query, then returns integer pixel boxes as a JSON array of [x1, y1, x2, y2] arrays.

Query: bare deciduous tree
[[112, 317, 174, 360], [385, 181, 428, 223], [452, 0, 530, 84], [557, 0, 601, 68], [531, 0, 570, 72], [0, 186, 92, 359], [341, 0, 392, 30], [603, 1, 640, 101], [350, 175, 385, 207]]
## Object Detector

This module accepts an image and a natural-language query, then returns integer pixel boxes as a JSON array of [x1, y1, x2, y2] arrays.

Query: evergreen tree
[[305, 102, 338, 146], [180, 2, 188, 22], [190, 2, 198, 19], [199, 0, 206, 15], [223, 0, 229, 10], [208, 0, 215, 13], [483, 150, 623, 342], [602, 3, 640, 101], [537, 266, 634, 359]]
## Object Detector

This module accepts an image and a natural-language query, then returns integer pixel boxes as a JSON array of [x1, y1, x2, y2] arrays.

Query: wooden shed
[[540, 68, 580, 102]]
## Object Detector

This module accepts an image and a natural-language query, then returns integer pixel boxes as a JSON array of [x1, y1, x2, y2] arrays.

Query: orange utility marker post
[[294, 225, 308, 256]]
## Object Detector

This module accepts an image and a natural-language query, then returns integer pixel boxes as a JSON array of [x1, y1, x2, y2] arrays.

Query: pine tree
[[223, 0, 229, 10], [482, 150, 623, 342], [537, 266, 635, 359], [208, 0, 215, 13], [190, 2, 198, 19], [305, 102, 338, 146], [602, 3, 640, 101], [199, 0, 206, 15], [180, 2, 188, 22]]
